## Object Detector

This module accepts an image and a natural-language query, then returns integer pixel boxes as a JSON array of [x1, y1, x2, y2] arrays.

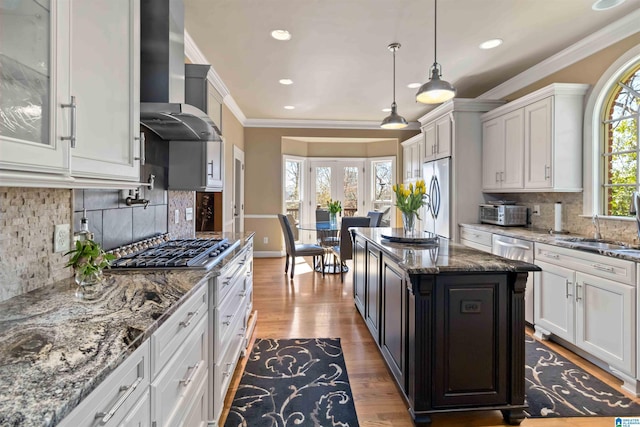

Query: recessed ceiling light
[[382, 108, 392, 112], [592, 0, 625, 10], [284, 105, 295, 110], [271, 30, 292, 41], [407, 83, 422, 89], [279, 79, 293, 85], [479, 39, 503, 50]]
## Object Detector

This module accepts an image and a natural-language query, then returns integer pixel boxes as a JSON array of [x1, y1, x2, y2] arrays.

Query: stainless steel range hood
[[140, 0, 221, 142]]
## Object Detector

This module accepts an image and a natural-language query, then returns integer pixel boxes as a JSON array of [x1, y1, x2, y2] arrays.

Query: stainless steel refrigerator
[[422, 157, 451, 239]]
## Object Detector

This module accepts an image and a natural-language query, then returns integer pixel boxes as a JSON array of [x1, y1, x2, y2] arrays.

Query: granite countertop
[[459, 223, 640, 262], [0, 232, 255, 427], [353, 228, 540, 275]]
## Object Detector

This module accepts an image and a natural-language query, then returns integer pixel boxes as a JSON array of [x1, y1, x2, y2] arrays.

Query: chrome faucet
[[631, 191, 640, 240], [592, 214, 602, 240]]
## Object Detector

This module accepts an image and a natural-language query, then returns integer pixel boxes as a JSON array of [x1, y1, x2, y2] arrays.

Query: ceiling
[[184, 0, 639, 125]]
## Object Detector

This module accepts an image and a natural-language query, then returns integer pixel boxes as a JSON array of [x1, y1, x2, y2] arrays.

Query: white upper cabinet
[[69, 0, 140, 183], [0, 1, 71, 180], [482, 83, 589, 192], [482, 109, 524, 190], [423, 114, 451, 162], [401, 133, 422, 182], [0, 0, 141, 188]]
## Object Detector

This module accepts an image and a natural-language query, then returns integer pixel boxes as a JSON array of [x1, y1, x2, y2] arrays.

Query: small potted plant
[[65, 239, 115, 287]]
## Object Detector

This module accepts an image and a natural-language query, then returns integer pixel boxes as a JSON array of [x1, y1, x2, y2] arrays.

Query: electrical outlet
[[54, 224, 70, 253], [174, 209, 180, 224], [185, 207, 193, 221], [263, 237, 269, 244], [533, 205, 541, 216]]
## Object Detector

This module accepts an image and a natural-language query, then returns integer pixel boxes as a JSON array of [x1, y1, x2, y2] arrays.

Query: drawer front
[[212, 313, 246, 423], [151, 316, 208, 427], [176, 372, 208, 427], [216, 246, 251, 304], [460, 227, 493, 247], [535, 243, 635, 286], [59, 341, 150, 427], [215, 287, 248, 363], [151, 284, 208, 379], [460, 238, 492, 254]]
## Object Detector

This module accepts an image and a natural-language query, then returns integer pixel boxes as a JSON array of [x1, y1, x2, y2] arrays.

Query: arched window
[[599, 62, 640, 216]]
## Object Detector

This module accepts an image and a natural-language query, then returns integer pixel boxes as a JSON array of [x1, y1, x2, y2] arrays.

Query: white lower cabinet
[[151, 316, 208, 427], [534, 243, 637, 394], [459, 226, 492, 254], [121, 390, 151, 427], [58, 341, 150, 427]]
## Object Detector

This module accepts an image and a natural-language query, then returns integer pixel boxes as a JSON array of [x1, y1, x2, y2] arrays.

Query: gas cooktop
[[111, 237, 239, 270]]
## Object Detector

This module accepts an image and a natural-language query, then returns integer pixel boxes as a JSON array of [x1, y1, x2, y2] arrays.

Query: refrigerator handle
[[429, 175, 440, 219]]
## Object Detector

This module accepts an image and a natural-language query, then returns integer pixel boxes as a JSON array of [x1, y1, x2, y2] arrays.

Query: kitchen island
[[351, 228, 540, 426], [0, 232, 254, 427]]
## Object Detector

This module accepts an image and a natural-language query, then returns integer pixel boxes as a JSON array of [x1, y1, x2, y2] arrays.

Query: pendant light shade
[[381, 43, 408, 129], [416, 0, 456, 104]]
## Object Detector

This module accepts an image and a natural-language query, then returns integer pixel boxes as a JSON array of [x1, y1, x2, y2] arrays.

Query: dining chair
[[286, 213, 299, 241], [331, 216, 371, 282], [367, 211, 383, 227], [315, 209, 330, 222], [277, 214, 325, 279]]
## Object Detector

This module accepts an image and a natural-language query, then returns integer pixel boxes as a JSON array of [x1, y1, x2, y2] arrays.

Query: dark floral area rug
[[525, 335, 640, 417], [224, 338, 359, 427]]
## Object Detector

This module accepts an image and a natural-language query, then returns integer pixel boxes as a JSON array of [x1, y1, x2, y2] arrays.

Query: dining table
[[297, 221, 347, 274]]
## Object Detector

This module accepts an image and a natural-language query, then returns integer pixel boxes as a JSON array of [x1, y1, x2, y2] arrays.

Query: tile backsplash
[[487, 192, 638, 245], [0, 187, 71, 302]]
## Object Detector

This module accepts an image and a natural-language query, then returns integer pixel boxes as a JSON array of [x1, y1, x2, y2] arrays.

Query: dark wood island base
[[351, 228, 539, 426]]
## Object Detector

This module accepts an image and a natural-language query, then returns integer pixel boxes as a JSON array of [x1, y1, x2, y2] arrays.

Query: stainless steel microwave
[[480, 204, 527, 226]]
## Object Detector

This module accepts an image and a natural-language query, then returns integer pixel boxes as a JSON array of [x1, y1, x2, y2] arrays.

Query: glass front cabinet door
[[0, 0, 72, 179]]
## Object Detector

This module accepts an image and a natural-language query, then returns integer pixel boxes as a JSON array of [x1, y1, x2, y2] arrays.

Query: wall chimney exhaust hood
[[140, 0, 221, 142]]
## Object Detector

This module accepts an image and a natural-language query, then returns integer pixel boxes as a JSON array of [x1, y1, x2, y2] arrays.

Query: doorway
[[308, 160, 365, 222]]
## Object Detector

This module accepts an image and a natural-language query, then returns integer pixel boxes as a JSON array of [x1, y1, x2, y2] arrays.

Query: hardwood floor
[[221, 256, 640, 426]]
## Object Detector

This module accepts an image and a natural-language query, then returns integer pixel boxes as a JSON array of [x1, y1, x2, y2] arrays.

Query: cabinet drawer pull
[[207, 161, 214, 177], [134, 132, 145, 165], [223, 314, 234, 326], [179, 361, 201, 387], [95, 376, 143, 424], [565, 280, 572, 298], [61, 96, 77, 148], [495, 171, 499, 183], [239, 291, 247, 297], [223, 362, 233, 377], [592, 263, 614, 273], [575, 283, 582, 301], [544, 164, 550, 180], [543, 252, 560, 259], [179, 311, 198, 328]]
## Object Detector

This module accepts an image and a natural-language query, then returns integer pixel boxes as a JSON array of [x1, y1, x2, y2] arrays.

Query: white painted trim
[[244, 118, 421, 130], [582, 45, 640, 216], [223, 94, 247, 124], [479, 9, 640, 100], [417, 99, 506, 125], [253, 251, 284, 258], [245, 214, 279, 219]]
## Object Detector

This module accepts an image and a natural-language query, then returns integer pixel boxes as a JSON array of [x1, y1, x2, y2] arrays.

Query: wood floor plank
[[220, 256, 640, 427]]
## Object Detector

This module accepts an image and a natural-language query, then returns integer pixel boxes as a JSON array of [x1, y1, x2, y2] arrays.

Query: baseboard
[[253, 251, 284, 258]]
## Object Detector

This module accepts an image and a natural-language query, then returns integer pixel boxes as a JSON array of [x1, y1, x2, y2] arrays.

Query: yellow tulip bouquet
[[327, 199, 342, 214], [392, 180, 427, 218]]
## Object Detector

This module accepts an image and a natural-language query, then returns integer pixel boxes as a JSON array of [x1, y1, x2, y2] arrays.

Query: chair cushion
[[294, 243, 325, 256]]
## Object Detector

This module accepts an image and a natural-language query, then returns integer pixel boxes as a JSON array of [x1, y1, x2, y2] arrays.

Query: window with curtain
[[601, 62, 640, 216]]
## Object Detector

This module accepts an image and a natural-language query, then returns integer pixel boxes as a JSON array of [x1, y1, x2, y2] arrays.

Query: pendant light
[[415, 0, 456, 104], [381, 43, 408, 129]]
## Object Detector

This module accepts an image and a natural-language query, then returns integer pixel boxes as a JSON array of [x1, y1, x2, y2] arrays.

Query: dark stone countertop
[[353, 228, 540, 275], [0, 232, 254, 427]]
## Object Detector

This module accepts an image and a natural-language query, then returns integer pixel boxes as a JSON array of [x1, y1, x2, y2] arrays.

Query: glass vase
[[329, 212, 338, 226], [74, 270, 104, 300], [402, 211, 416, 236]]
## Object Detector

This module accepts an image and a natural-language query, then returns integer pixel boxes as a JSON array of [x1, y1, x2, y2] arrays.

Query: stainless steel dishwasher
[[492, 234, 535, 325]]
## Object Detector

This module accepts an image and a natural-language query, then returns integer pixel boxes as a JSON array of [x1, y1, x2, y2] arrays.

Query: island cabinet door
[[380, 258, 407, 390], [365, 246, 382, 343], [432, 275, 508, 407], [352, 235, 367, 316]]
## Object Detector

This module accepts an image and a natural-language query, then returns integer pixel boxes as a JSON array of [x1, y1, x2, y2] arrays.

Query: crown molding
[[478, 9, 640, 100], [243, 118, 421, 130], [223, 95, 247, 124]]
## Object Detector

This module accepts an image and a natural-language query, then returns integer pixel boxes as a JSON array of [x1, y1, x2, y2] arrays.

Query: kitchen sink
[[554, 237, 630, 252]]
